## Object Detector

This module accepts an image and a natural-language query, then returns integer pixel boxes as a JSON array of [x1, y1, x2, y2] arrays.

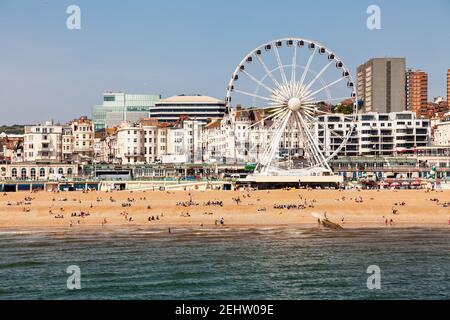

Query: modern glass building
[[92, 92, 161, 131]]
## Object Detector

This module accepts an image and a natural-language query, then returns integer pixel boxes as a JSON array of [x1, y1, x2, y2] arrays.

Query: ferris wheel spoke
[[241, 106, 281, 113], [308, 96, 354, 105], [298, 113, 331, 171], [295, 113, 319, 163], [299, 47, 317, 89], [240, 69, 277, 96], [255, 53, 281, 88], [291, 45, 297, 85], [260, 111, 289, 165], [273, 45, 288, 85], [234, 89, 273, 102], [248, 108, 287, 129], [326, 127, 347, 138], [303, 60, 333, 92], [304, 76, 346, 100], [302, 110, 319, 124], [261, 111, 291, 169], [266, 109, 289, 132], [302, 105, 325, 115], [293, 112, 321, 166]]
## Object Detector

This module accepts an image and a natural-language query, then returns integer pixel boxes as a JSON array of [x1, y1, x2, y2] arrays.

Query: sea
[[0, 227, 448, 300]]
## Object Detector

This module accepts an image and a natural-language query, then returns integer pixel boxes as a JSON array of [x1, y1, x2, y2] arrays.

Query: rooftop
[[157, 94, 225, 104]]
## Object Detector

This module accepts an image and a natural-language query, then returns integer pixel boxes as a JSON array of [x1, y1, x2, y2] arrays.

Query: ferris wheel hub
[[287, 97, 302, 111]]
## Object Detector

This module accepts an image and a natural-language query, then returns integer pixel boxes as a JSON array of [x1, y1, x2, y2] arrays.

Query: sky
[[0, 0, 449, 125]]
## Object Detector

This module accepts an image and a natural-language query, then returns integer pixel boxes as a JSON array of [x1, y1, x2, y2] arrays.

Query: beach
[[0, 189, 448, 229]]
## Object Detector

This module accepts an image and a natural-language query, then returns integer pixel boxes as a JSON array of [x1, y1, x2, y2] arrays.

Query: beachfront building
[[23, 121, 63, 163], [0, 162, 78, 181], [175, 119, 204, 163], [203, 107, 303, 164], [62, 126, 73, 162], [92, 92, 161, 131], [318, 111, 430, 157], [140, 118, 160, 164], [152, 94, 227, 123], [202, 110, 431, 164], [202, 111, 277, 164], [115, 122, 146, 164], [107, 118, 206, 165], [23, 118, 96, 165], [0, 133, 24, 163], [434, 120, 450, 145], [69, 116, 94, 163], [93, 128, 117, 164]]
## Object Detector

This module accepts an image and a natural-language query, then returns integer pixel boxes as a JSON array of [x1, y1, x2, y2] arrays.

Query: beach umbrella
[[411, 181, 421, 186], [401, 181, 410, 186], [390, 182, 400, 187]]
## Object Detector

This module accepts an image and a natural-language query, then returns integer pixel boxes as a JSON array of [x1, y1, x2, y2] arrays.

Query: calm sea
[[0, 227, 448, 300]]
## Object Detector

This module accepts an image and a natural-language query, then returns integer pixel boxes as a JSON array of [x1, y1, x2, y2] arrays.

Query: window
[[58, 168, 64, 175], [21, 168, 27, 179], [40, 168, 45, 177], [31, 168, 36, 179], [12, 168, 17, 178], [67, 168, 73, 176]]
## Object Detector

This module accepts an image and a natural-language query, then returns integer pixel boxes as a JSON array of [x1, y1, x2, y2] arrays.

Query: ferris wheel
[[226, 37, 358, 175]]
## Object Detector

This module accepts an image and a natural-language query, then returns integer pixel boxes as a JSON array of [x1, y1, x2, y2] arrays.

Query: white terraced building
[[433, 119, 450, 146], [109, 119, 205, 165], [202, 110, 431, 164], [24, 121, 63, 163], [317, 111, 430, 157]]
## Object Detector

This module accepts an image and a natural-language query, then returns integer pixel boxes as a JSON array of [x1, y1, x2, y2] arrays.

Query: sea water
[[0, 227, 448, 300]]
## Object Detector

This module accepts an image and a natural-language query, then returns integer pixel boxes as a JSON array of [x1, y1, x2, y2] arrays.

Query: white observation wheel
[[226, 37, 357, 175]]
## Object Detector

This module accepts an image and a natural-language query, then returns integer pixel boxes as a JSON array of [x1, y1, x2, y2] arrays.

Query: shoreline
[[0, 222, 449, 231], [0, 189, 449, 230]]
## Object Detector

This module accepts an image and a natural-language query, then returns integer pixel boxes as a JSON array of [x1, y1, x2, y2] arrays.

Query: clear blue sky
[[0, 0, 449, 125]]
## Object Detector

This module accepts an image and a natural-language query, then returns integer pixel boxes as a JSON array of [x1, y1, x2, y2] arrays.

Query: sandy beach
[[0, 189, 448, 230]]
